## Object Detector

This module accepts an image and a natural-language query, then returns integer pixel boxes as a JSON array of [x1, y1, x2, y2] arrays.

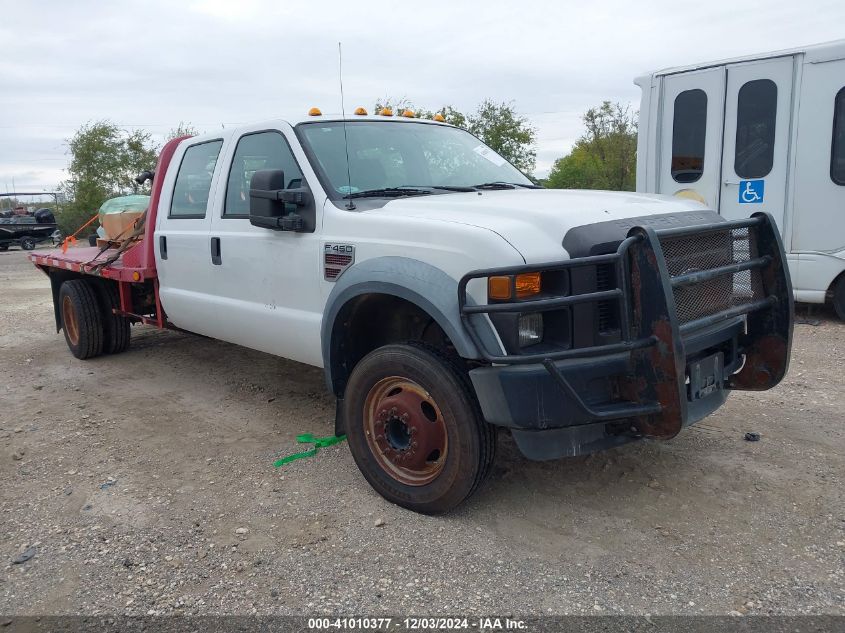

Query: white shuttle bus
[[635, 39, 845, 318]]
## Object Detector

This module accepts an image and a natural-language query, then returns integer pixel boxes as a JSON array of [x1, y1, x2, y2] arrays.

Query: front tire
[[343, 344, 495, 514], [59, 280, 104, 359], [20, 237, 36, 250]]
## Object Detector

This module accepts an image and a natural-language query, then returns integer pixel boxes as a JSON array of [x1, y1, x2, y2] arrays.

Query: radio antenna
[[338, 42, 355, 210]]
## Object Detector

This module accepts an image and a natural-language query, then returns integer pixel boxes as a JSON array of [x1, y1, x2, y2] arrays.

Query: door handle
[[211, 237, 222, 265], [159, 235, 167, 260], [723, 180, 740, 186]]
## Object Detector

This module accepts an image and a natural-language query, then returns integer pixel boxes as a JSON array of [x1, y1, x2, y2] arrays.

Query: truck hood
[[367, 189, 713, 262]]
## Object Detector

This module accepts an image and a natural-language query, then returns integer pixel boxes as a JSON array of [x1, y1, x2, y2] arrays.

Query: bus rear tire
[[833, 275, 845, 321], [59, 280, 104, 360]]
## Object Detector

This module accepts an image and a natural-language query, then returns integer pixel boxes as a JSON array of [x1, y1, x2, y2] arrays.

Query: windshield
[[297, 121, 533, 197]]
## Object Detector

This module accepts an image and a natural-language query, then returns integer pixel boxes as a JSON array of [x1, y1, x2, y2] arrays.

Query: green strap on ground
[[273, 433, 347, 467]]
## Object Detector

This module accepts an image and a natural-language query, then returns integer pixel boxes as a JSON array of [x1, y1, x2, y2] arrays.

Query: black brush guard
[[458, 212, 793, 439]]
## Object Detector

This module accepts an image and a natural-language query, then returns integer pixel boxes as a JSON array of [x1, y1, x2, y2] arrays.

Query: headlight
[[518, 313, 543, 347]]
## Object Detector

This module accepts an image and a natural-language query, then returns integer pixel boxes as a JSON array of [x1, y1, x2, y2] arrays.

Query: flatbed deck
[[30, 245, 155, 282]]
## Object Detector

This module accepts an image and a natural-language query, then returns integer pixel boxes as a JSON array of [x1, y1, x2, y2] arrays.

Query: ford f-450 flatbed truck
[[30, 112, 794, 513]]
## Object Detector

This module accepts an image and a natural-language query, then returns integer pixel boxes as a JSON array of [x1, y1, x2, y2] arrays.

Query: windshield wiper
[[417, 185, 477, 192], [344, 187, 434, 199], [472, 181, 543, 190]]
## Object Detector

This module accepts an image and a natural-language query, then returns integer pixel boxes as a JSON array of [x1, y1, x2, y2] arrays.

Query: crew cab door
[[204, 127, 325, 367], [155, 138, 226, 334], [719, 56, 795, 230]]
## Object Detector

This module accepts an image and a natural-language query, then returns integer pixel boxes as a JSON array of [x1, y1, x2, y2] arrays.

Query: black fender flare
[[321, 256, 499, 395]]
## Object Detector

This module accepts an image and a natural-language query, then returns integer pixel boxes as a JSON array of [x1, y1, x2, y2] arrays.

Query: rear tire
[[833, 275, 845, 321], [59, 280, 104, 359], [94, 282, 131, 354], [0, 244, 8, 251], [20, 237, 36, 250], [343, 343, 495, 514]]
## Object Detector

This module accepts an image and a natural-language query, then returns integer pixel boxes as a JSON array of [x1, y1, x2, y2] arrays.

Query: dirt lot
[[0, 247, 843, 616]]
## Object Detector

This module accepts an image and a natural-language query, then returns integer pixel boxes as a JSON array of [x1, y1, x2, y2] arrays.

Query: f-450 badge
[[323, 243, 355, 281]]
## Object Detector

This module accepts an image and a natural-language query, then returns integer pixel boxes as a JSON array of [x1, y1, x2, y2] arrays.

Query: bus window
[[734, 79, 777, 179], [671, 89, 708, 183], [832, 87, 845, 186]]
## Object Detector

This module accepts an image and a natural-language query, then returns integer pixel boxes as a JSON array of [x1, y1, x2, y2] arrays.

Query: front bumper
[[458, 212, 793, 459]]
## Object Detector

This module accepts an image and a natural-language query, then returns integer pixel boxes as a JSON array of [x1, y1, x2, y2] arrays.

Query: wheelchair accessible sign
[[739, 179, 764, 204]]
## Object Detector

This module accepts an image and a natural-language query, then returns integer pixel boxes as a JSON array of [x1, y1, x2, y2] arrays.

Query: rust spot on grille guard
[[620, 227, 687, 439]]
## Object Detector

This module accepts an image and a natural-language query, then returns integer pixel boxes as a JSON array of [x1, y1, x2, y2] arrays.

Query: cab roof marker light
[[308, 107, 322, 116], [354, 107, 367, 115], [433, 113, 446, 122], [402, 109, 415, 118], [379, 107, 393, 116]]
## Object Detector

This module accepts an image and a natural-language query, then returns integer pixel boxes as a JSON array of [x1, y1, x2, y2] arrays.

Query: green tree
[[466, 99, 536, 174], [546, 101, 637, 191], [58, 121, 158, 235]]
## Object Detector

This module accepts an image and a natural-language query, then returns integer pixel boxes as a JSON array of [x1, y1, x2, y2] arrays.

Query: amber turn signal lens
[[515, 273, 541, 298], [488, 276, 512, 300]]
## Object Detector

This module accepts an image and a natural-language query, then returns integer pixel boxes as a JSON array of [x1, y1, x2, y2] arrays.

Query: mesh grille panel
[[595, 263, 618, 332], [659, 226, 764, 325]]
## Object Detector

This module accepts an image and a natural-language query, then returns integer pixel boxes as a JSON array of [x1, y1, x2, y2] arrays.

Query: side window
[[734, 79, 777, 179], [832, 87, 845, 186], [224, 131, 304, 217], [170, 140, 223, 218], [671, 89, 708, 183]]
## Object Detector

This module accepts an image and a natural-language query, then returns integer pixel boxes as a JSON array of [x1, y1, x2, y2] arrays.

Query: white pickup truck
[[31, 111, 794, 513]]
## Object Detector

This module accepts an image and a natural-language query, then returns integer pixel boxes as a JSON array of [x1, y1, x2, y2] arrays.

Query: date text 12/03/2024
[[307, 617, 528, 630]]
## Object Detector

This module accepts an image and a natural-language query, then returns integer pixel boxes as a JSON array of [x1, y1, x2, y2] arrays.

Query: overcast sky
[[1, 0, 843, 197]]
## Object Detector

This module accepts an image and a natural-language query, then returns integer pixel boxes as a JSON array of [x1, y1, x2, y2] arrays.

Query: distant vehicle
[[0, 208, 58, 250], [28, 113, 792, 512], [635, 39, 845, 318]]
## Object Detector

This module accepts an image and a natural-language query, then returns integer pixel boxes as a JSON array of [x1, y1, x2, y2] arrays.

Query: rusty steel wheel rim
[[363, 376, 448, 486], [61, 295, 80, 347]]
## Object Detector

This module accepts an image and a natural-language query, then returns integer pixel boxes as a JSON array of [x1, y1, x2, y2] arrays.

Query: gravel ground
[[1, 247, 843, 616]]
